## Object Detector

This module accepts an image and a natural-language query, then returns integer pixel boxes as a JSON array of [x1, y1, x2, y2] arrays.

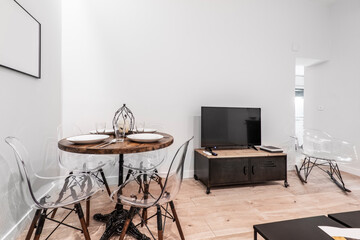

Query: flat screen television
[[201, 106, 261, 148]]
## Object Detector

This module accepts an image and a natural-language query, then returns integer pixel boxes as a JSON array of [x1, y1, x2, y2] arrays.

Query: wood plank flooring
[[17, 169, 360, 240]]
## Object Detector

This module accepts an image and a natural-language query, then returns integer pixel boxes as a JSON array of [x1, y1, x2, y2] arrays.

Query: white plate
[[143, 128, 157, 133], [89, 129, 115, 135], [127, 133, 163, 143], [67, 134, 110, 144]]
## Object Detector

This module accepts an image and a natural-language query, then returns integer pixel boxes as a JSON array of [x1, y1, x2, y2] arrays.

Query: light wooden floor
[[18, 169, 360, 240]]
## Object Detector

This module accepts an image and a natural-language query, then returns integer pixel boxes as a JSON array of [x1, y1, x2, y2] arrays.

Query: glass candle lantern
[[112, 104, 135, 142]]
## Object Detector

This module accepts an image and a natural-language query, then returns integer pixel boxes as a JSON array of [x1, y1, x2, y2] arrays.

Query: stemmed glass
[[136, 122, 145, 134], [96, 122, 106, 134]]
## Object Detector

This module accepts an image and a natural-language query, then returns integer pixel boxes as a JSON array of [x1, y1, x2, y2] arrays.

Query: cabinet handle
[[244, 166, 247, 175], [252, 166, 255, 175]]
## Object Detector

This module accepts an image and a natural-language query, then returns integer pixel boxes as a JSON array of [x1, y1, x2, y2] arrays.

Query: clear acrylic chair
[[122, 125, 169, 226], [57, 124, 115, 225], [294, 129, 358, 192], [123, 123, 167, 173], [111, 137, 193, 240], [5, 136, 103, 240], [57, 124, 114, 194]]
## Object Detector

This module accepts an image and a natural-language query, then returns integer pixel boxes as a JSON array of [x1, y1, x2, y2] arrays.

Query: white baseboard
[[339, 165, 360, 177], [1, 208, 33, 240], [183, 170, 195, 179], [106, 169, 196, 187]]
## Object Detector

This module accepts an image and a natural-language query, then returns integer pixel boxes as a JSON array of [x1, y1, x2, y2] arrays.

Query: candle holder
[[112, 104, 135, 142]]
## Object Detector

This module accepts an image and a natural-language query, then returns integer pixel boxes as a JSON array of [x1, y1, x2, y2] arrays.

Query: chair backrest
[[57, 124, 87, 171], [124, 148, 168, 171], [155, 137, 193, 205], [301, 129, 358, 163], [5, 137, 42, 208], [5, 136, 103, 209]]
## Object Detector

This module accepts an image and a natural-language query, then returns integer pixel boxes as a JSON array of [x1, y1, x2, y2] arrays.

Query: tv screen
[[201, 106, 261, 148]]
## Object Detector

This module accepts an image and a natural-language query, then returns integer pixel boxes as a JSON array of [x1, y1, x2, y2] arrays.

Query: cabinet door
[[250, 157, 286, 182], [210, 158, 249, 185]]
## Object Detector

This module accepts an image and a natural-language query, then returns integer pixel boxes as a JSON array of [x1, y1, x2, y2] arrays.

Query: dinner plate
[[67, 134, 110, 144], [135, 128, 157, 133], [143, 128, 157, 133], [127, 133, 163, 143], [89, 129, 115, 135]]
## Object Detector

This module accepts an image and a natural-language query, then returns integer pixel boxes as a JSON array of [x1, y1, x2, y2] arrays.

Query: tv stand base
[[194, 148, 288, 193]]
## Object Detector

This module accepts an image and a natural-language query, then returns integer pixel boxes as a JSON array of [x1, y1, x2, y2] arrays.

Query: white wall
[[62, 0, 331, 177], [305, 0, 360, 174], [0, 0, 62, 239]]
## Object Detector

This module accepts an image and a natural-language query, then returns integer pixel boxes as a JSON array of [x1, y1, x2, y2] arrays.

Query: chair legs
[[33, 209, 47, 240], [75, 203, 91, 240], [86, 198, 91, 227], [138, 202, 184, 240], [119, 206, 136, 240], [27, 204, 91, 240], [141, 208, 148, 227], [50, 208, 58, 218], [170, 201, 185, 240], [25, 209, 41, 240], [156, 205, 163, 240], [83, 168, 110, 227], [99, 168, 111, 196], [141, 175, 149, 227]]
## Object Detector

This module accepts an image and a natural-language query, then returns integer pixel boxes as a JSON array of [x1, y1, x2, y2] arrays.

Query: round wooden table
[[58, 132, 174, 240], [58, 132, 173, 185], [58, 132, 174, 154]]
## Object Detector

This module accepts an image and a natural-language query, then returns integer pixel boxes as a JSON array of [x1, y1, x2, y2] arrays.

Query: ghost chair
[[57, 124, 115, 224], [112, 137, 193, 240], [294, 129, 357, 192], [5, 136, 104, 239]]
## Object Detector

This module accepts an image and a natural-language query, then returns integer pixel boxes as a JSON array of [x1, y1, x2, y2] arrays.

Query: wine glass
[[96, 122, 106, 134], [136, 121, 145, 133]]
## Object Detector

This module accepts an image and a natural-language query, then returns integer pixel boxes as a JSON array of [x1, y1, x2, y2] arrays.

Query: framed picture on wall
[[0, 0, 41, 78]]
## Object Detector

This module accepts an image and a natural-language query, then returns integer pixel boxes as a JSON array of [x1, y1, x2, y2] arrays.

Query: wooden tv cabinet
[[194, 148, 288, 194]]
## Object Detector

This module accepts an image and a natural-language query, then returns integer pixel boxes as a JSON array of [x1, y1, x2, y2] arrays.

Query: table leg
[[254, 229, 257, 240], [118, 153, 124, 186], [94, 154, 150, 240]]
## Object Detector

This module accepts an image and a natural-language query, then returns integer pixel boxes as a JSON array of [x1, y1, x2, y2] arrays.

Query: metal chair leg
[[75, 203, 91, 240], [170, 201, 185, 240], [99, 168, 111, 196], [119, 207, 136, 240], [25, 209, 41, 240], [157, 205, 163, 240], [33, 209, 47, 240], [86, 198, 91, 227], [50, 208, 58, 219], [141, 208, 148, 227], [141, 175, 149, 227]]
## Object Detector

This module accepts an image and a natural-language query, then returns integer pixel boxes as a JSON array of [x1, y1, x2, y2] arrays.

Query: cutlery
[[92, 139, 115, 148], [91, 141, 109, 148], [99, 139, 117, 148]]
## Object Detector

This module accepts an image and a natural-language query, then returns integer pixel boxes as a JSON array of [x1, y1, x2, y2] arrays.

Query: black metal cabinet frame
[[194, 150, 288, 194]]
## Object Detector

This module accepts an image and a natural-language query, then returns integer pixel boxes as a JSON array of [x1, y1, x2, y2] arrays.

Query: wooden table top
[[195, 148, 286, 158], [58, 132, 174, 155]]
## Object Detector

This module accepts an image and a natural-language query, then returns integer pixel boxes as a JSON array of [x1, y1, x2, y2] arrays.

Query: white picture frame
[[0, 0, 41, 78]]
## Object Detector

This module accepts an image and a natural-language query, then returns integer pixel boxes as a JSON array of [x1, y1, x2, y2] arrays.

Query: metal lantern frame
[[112, 104, 135, 138]]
